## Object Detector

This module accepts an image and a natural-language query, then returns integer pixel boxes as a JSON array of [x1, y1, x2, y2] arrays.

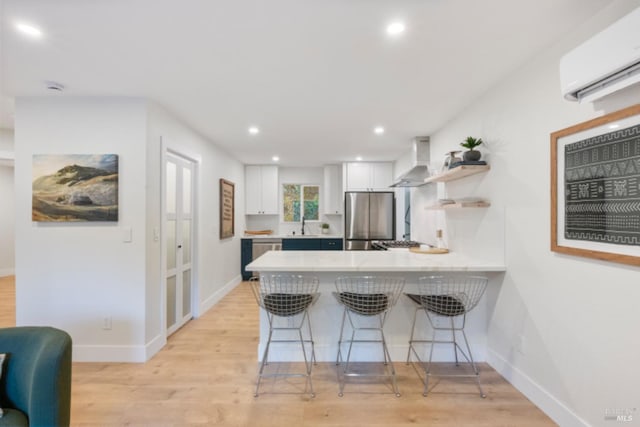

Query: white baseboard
[[487, 348, 589, 427], [73, 344, 148, 363], [144, 332, 166, 361], [74, 334, 167, 362], [0, 268, 15, 277], [199, 274, 242, 314]]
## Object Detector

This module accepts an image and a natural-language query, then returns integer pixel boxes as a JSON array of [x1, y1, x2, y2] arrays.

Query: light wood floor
[[0, 276, 556, 426]]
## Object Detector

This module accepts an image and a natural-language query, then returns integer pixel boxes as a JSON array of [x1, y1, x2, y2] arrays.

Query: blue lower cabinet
[[282, 238, 322, 250], [241, 239, 253, 280], [321, 238, 343, 250], [281, 238, 343, 251]]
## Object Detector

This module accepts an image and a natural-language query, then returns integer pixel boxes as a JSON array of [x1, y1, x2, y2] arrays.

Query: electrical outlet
[[103, 316, 112, 330]]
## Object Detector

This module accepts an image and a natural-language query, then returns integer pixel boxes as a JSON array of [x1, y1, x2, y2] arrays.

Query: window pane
[[166, 275, 176, 328], [166, 162, 176, 215], [303, 186, 319, 220], [182, 219, 191, 264], [167, 220, 176, 270], [182, 270, 191, 316], [182, 167, 191, 215], [283, 184, 301, 222]]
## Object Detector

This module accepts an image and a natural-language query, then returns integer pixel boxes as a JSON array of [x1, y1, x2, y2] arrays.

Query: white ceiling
[[0, 0, 613, 166]]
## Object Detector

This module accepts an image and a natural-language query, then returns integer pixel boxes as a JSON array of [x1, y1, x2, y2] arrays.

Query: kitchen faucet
[[301, 216, 306, 235]]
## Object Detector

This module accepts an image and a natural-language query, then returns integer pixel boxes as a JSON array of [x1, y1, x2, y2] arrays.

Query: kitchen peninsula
[[246, 250, 506, 362]]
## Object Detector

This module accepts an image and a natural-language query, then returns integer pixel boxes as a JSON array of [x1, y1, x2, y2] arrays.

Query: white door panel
[[165, 152, 195, 336]]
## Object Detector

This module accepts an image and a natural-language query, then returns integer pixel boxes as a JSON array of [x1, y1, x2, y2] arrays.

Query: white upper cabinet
[[323, 164, 343, 214], [344, 162, 393, 191], [245, 165, 279, 215], [370, 163, 393, 189]]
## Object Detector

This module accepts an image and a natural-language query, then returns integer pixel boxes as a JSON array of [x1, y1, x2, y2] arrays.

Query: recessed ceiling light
[[15, 21, 43, 38], [386, 22, 406, 36], [609, 124, 620, 129], [374, 126, 385, 135], [248, 126, 259, 135], [355, 156, 363, 161], [272, 156, 279, 162]]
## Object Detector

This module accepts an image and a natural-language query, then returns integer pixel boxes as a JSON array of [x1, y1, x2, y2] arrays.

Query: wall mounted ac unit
[[560, 7, 640, 103]]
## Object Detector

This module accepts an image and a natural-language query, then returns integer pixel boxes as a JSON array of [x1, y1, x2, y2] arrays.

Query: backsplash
[[245, 215, 343, 237]]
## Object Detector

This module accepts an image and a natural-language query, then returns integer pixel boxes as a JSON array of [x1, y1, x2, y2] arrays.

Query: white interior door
[[165, 152, 195, 336]]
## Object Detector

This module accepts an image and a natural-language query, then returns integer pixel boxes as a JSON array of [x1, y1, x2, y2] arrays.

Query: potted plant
[[320, 223, 330, 234], [460, 136, 483, 162]]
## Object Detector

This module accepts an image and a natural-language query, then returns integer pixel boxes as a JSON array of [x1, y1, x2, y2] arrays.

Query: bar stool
[[333, 276, 405, 397], [249, 274, 320, 397], [406, 275, 488, 397]]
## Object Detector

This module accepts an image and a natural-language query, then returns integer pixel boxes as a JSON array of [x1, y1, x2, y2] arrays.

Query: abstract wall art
[[551, 104, 640, 266]]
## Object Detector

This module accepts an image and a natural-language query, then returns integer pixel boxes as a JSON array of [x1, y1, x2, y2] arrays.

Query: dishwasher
[[251, 238, 282, 277]]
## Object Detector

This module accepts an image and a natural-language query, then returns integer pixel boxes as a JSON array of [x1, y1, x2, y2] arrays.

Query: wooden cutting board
[[409, 247, 449, 254], [244, 230, 273, 235]]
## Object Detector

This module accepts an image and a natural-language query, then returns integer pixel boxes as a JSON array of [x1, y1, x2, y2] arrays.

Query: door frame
[[160, 137, 201, 338]]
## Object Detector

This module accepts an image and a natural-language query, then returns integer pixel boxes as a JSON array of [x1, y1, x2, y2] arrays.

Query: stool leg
[[379, 318, 400, 397], [424, 319, 437, 397], [299, 310, 315, 398], [336, 307, 348, 397], [305, 310, 317, 366], [451, 317, 459, 366], [336, 308, 347, 366], [460, 327, 486, 398], [255, 314, 275, 397], [343, 311, 357, 374], [406, 306, 421, 364]]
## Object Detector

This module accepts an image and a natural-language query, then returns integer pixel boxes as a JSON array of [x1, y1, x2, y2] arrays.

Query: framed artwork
[[32, 154, 119, 222], [220, 179, 235, 239], [551, 104, 640, 266]]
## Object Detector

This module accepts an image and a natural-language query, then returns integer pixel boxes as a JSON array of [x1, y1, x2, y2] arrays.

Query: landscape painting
[[32, 154, 119, 222]]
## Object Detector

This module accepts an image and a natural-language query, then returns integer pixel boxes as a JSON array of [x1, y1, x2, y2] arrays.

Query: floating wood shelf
[[424, 164, 490, 183], [425, 201, 491, 210]]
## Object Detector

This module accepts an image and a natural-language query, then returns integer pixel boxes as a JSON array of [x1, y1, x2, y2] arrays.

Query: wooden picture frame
[[551, 104, 640, 266], [220, 179, 235, 239]]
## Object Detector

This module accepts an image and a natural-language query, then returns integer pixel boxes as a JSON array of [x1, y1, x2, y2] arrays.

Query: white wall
[[146, 103, 245, 344], [412, 1, 640, 425], [0, 129, 15, 277], [14, 98, 246, 362], [0, 128, 14, 152], [15, 97, 148, 361]]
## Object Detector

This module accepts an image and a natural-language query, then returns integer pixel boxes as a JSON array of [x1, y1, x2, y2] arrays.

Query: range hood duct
[[390, 136, 430, 187]]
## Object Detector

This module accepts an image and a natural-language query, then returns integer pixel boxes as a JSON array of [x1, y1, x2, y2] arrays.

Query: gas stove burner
[[372, 240, 421, 250]]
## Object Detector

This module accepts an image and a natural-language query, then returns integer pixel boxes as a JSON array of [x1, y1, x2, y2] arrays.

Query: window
[[282, 184, 320, 222]]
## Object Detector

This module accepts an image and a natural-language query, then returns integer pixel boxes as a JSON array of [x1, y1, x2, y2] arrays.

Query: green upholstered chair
[[0, 327, 72, 427]]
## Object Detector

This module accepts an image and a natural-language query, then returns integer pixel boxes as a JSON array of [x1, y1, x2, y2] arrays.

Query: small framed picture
[[219, 179, 235, 239]]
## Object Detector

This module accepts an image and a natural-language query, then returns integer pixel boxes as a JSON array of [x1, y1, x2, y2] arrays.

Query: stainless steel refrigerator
[[344, 191, 395, 250]]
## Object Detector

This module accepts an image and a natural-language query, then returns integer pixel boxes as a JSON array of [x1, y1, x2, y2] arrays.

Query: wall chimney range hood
[[390, 136, 430, 187]]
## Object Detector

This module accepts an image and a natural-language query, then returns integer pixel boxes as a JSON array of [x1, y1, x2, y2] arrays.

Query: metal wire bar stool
[[406, 275, 488, 397], [249, 274, 320, 397], [333, 276, 405, 397]]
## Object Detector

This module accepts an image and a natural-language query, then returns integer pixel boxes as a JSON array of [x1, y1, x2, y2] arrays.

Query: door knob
[[178, 245, 182, 249]]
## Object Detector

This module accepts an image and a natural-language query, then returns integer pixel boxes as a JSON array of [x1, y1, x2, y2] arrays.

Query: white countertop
[[245, 250, 506, 272], [243, 234, 343, 239]]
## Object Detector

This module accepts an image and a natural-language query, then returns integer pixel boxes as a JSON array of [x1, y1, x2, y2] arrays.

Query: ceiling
[[0, 0, 613, 166]]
